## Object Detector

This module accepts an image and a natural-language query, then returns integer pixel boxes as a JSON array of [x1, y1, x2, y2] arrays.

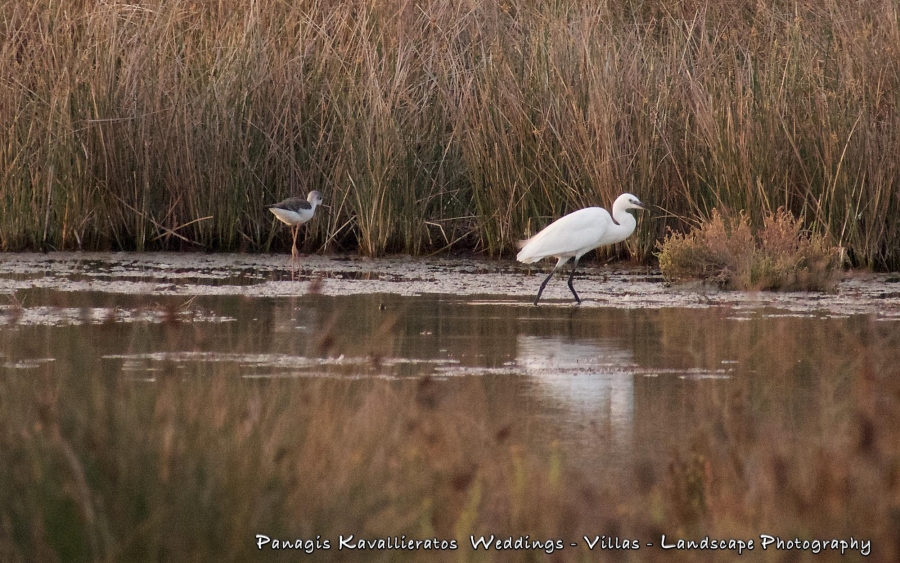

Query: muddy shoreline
[[0, 251, 898, 320]]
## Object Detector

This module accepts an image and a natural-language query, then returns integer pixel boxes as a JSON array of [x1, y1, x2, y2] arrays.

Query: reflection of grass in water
[[1, 313, 899, 562]]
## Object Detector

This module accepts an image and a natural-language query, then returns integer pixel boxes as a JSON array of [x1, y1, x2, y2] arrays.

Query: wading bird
[[267, 190, 324, 273], [517, 193, 647, 305]]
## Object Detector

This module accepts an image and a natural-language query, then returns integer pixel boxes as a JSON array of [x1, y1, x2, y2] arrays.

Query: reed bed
[[2, 0, 899, 267]]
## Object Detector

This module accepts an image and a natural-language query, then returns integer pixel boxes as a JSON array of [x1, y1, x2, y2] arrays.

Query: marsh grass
[[657, 208, 841, 290], [1, 300, 899, 562], [2, 0, 900, 266], [653, 311, 900, 561]]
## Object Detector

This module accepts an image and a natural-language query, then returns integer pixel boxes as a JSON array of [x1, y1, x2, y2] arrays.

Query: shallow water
[[2, 252, 898, 476]]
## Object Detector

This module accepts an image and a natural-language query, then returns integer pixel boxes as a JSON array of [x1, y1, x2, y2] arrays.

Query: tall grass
[[2, 0, 899, 267]]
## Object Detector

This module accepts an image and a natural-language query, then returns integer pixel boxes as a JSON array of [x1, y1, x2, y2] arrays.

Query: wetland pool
[[1, 252, 898, 561], [2, 252, 898, 471]]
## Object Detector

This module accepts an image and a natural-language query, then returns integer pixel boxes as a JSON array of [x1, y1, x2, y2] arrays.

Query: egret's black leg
[[566, 258, 581, 304], [534, 267, 558, 306]]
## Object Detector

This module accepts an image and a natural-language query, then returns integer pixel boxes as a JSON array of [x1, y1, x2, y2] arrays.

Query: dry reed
[[1, 0, 899, 266]]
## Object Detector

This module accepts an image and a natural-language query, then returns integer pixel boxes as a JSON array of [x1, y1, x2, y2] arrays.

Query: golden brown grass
[[657, 208, 841, 290], [1, 0, 900, 267], [1, 298, 899, 562]]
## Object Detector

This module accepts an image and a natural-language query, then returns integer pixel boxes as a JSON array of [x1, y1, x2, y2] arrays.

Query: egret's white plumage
[[517, 193, 647, 305], [267, 191, 324, 272]]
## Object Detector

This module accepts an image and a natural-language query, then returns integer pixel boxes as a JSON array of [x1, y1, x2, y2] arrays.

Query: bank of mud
[[0, 252, 898, 321]]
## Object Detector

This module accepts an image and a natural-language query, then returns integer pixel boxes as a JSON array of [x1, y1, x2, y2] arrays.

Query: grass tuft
[[657, 208, 840, 291]]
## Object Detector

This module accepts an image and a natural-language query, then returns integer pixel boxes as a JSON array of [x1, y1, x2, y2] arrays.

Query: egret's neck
[[609, 206, 637, 242]]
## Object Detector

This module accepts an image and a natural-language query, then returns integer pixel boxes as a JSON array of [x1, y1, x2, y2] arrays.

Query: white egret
[[516, 193, 647, 305], [267, 191, 324, 273]]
